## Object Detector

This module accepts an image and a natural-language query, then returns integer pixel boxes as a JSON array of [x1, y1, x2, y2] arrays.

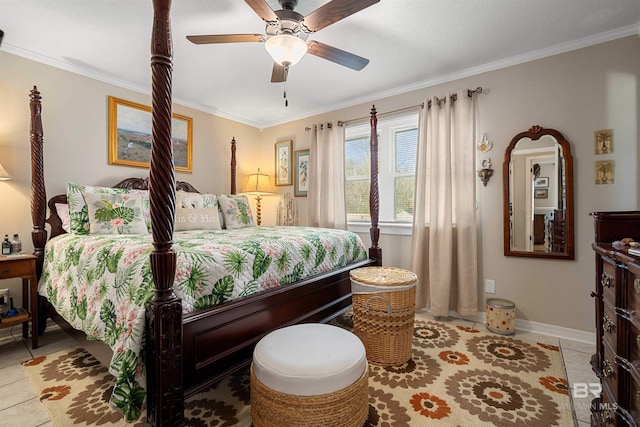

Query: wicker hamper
[[350, 266, 417, 366]]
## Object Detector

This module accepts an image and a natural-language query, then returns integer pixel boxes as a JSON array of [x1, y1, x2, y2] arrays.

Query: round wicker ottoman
[[350, 266, 417, 366], [250, 323, 369, 427]]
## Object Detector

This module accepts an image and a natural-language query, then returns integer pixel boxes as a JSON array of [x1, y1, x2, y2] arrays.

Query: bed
[[28, 1, 382, 425]]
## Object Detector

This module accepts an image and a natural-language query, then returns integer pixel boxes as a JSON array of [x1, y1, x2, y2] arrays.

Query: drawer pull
[[635, 278, 640, 295], [601, 273, 613, 288], [1, 268, 9, 275], [602, 315, 615, 334], [602, 359, 615, 379], [600, 409, 614, 425]]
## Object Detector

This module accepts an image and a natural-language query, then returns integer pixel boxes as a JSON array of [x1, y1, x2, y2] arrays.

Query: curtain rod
[[304, 86, 484, 129]]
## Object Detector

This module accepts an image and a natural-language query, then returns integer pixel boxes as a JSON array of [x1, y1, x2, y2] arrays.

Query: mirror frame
[[502, 125, 575, 260]]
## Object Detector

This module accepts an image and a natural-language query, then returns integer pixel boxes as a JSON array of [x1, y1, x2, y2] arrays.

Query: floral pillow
[[66, 182, 151, 234], [218, 195, 256, 229], [175, 207, 221, 231], [82, 191, 148, 235], [176, 191, 217, 209]]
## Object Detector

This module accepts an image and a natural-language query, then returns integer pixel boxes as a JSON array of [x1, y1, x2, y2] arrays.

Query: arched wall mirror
[[503, 126, 574, 259]]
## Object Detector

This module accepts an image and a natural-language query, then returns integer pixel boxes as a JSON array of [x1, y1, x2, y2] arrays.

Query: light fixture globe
[[265, 34, 308, 67]]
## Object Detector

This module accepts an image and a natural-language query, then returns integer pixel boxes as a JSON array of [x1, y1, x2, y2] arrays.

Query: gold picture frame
[[594, 129, 613, 155], [274, 140, 292, 186], [108, 96, 193, 172], [594, 160, 614, 184]]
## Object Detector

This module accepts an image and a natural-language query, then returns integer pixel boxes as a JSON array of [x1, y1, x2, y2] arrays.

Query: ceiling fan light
[[265, 34, 308, 66]]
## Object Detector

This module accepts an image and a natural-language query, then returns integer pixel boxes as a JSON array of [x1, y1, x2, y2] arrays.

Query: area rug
[[23, 316, 575, 426]]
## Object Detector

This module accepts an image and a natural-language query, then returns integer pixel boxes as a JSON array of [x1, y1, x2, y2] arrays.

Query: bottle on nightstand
[[1, 235, 11, 255], [11, 234, 21, 253]]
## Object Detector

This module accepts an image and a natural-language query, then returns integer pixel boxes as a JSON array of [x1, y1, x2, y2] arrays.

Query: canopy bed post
[[231, 137, 237, 194], [145, 0, 183, 425], [29, 86, 47, 275], [369, 106, 382, 264]]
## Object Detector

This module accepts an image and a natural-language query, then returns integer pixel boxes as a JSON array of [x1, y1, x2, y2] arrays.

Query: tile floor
[[0, 315, 597, 426]]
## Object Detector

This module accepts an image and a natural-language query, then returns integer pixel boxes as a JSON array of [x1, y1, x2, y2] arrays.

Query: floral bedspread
[[38, 226, 368, 421]]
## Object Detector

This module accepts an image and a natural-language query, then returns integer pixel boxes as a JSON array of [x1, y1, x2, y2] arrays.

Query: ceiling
[[1, 1, 639, 129]]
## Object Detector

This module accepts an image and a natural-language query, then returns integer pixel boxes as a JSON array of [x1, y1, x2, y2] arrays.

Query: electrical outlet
[[0, 288, 9, 303], [485, 279, 495, 294]]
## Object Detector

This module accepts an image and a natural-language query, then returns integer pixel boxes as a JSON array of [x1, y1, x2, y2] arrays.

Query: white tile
[[0, 340, 32, 370], [560, 338, 596, 355], [0, 397, 50, 427], [0, 378, 38, 411], [0, 361, 28, 385]]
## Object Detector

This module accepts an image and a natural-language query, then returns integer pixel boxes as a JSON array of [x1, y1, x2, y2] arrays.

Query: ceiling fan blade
[[307, 41, 369, 71], [271, 62, 287, 83], [187, 34, 265, 44], [303, 0, 380, 32], [244, 0, 278, 22]]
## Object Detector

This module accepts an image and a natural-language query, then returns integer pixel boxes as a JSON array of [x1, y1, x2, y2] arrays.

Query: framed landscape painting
[[294, 149, 309, 197], [108, 96, 193, 172], [274, 140, 292, 186]]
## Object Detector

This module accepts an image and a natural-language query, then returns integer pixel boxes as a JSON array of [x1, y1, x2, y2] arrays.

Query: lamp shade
[[0, 162, 11, 180], [265, 34, 308, 67], [242, 169, 275, 195]]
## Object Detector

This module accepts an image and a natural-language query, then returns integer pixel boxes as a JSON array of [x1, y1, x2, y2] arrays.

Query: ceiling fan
[[187, 0, 380, 84]]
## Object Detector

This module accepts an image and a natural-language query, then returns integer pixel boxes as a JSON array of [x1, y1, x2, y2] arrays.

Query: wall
[[1, 36, 638, 333], [259, 36, 640, 333], [0, 52, 261, 305]]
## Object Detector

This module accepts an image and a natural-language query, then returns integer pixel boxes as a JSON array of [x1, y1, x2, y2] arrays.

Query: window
[[345, 112, 419, 225]]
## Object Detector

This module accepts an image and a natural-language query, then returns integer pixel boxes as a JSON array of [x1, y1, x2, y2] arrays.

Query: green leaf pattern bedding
[[39, 226, 367, 421]]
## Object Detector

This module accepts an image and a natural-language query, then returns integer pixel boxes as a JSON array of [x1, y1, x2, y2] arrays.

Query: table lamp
[[242, 168, 274, 225]]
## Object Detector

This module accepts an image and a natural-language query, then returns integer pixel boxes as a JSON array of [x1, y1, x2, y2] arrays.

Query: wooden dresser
[[591, 211, 640, 426]]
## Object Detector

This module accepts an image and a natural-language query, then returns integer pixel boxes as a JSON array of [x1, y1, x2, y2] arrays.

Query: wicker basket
[[250, 364, 369, 427], [350, 267, 417, 366]]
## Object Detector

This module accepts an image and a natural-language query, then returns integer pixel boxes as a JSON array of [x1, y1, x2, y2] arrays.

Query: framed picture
[[108, 96, 193, 172], [534, 177, 548, 188], [594, 129, 613, 154], [534, 189, 548, 199], [595, 160, 615, 184], [294, 149, 309, 197], [274, 140, 292, 186]]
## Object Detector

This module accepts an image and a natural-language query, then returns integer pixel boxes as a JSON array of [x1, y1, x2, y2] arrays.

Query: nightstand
[[0, 254, 38, 348]]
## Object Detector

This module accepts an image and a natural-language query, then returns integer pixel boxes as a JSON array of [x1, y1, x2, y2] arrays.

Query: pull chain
[[284, 80, 288, 107]]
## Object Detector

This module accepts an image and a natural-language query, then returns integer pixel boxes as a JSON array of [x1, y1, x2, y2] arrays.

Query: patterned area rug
[[22, 316, 575, 426]]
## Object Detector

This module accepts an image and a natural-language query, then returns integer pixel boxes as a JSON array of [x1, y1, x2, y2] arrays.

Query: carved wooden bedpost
[[230, 137, 237, 195], [29, 86, 47, 277], [146, 0, 183, 425], [369, 105, 382, 265]]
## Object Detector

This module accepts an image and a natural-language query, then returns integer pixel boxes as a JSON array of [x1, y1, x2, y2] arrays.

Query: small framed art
[[534, 177, 548, 188], [274, 140, 292, 186], [294, 149, 309, 197], [534, 189, 548, 199], [594, 129, 613, 154], [108, 96, 193, 172]]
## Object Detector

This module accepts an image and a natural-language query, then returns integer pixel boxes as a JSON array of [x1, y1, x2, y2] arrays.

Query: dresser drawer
[[602, 302, 620, 351], [630, 377, 640, 426], [602, 344, 620, 402], [627, 267, 640, 312], [0, 257, 36, 279], [601, 258, 619, 306]]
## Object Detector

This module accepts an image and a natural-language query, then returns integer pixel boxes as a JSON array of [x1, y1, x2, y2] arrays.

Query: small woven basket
[[250, 364, 369, 427], [350, 267, 417, 366]]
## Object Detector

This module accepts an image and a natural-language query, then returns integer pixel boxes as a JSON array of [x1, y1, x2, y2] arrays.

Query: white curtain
[[410, 90, 478, 317], [307, 122, 347, 229]]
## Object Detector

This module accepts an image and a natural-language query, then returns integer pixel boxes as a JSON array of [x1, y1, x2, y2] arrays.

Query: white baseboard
[[444, 310, 596, 345]]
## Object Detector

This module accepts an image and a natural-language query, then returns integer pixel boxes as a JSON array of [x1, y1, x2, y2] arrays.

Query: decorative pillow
[[175, 207, 222, 231], [82, 191, 148, 235], [176, 191, 218, 209], [66, 182, 151, 234], [218, 195, 256, 229], [55, 203, 71, 233]]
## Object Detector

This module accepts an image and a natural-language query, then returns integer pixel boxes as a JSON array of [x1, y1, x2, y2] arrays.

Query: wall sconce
[[242, 168, 274, 225], [477, 158, 493, 187]]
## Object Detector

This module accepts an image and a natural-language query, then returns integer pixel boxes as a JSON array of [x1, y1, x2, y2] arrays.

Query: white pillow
[[55, 203, 71, 233], [218, 195, 256, 229], [82, 191, 148, 235], [175, 207, 222, 231]]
